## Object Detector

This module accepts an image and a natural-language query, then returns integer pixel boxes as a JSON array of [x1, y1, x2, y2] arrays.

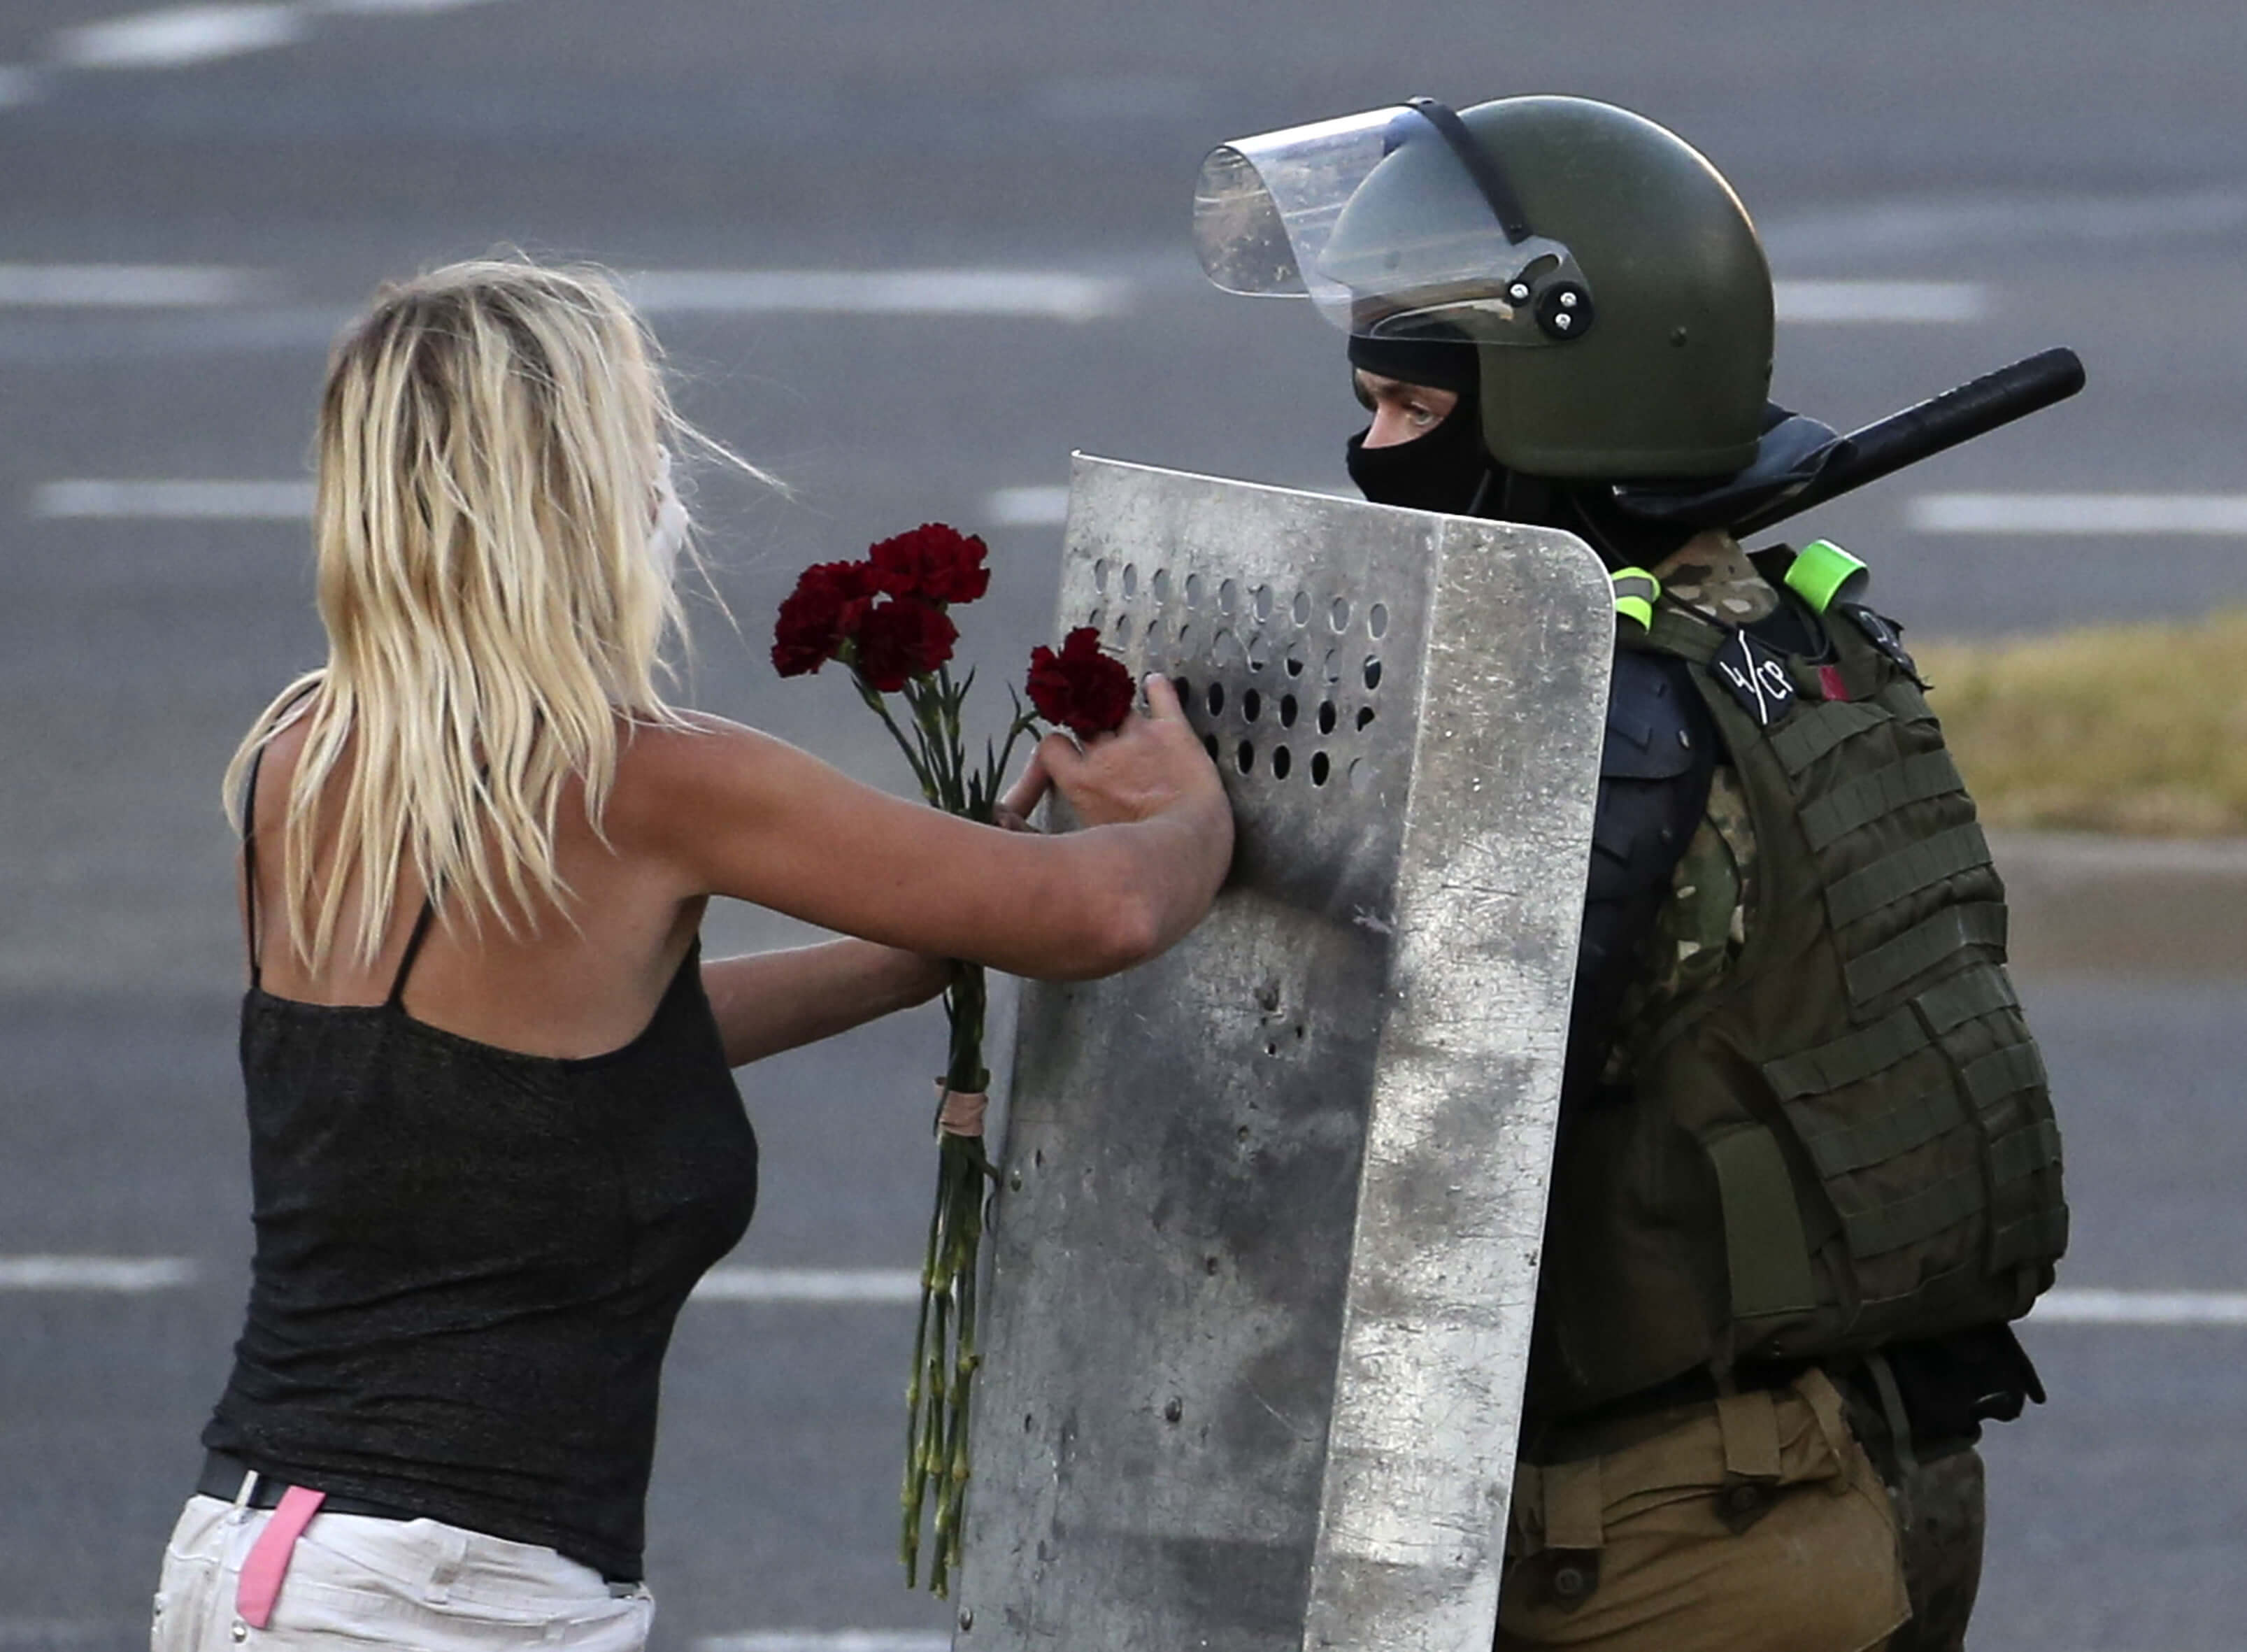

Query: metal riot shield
[[956, 455, 1612, 1652]]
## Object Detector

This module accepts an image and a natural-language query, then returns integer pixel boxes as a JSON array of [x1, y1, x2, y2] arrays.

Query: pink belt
[[236, 1482, 327, 1629]]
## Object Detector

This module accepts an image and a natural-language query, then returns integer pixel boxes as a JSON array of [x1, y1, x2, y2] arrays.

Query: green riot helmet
[[1194, 96, 1774, 480]]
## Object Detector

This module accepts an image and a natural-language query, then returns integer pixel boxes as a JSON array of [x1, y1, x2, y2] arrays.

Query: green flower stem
[[856, 677, 942, 808], [848, 665, 1013, 1595], [899, 1146, 949, 1588]]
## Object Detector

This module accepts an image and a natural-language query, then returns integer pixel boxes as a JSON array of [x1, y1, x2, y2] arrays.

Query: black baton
[[1732, 346, 2087, 539]]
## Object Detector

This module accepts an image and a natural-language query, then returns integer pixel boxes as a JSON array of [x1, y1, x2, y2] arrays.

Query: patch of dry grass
[[1915, 611, 2247, 837]]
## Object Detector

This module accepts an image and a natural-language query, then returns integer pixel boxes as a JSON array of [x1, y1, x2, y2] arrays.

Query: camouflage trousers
[[1883, 1443, 1987, 1652], [1496, 1369, 1984, 1652]]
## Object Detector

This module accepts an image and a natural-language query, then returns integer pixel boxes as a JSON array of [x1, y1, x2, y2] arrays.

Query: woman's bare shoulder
[[240, 696, 318, 827], [606, 710, 814, 837], [616, 708, 773, 778]]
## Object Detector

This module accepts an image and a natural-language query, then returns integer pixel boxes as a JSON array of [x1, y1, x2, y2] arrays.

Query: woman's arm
[[619, 676, 1233, 984], [701, 940, 949, 1067]]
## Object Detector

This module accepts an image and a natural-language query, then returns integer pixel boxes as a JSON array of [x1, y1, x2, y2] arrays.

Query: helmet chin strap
[[1399, 97, 1595, 342], [1404, 97, 1534, 245]]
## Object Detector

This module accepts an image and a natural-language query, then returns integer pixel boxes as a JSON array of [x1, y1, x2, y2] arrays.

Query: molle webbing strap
[[1845, 902, 2008, 1004], [1799, 750, 1967, 851], [1863, 1353, 1920, 1483], [1990, 1117, 2064, 1186], [1916, 967, 2020, 1035], [1702, 1125, 1818, 1319], [1990, 1206, 2071, 1272], [1764, 1005, 1927, 1102], [1769, 700, 1889, 777], [1985, 1099, 2064, 1262], [1837, 1165, 1983, 1259], [1879, 677, 1939, 725], [1647, 604, 1727, 665], [1788, 1089, 1960, 1179], [1825, 823, 1995, 931], [1962, 1041, 2048, 1114], [1761, 967, 2019, 1102]]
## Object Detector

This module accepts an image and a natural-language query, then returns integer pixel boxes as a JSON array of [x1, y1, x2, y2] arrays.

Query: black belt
[[197, 1451, 418, 1521]]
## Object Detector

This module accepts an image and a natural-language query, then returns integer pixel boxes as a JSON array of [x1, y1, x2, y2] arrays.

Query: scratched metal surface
[[954, 457, 1611, 1651]]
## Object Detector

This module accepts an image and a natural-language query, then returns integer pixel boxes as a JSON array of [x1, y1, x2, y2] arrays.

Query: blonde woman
[[150, 261, 1232, 1650]]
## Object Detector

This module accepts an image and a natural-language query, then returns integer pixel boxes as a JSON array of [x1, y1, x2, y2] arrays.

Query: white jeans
[[152, 1489, 654, 1650]]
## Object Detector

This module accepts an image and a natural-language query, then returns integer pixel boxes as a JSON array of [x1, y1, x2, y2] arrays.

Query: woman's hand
[[622, 679, 1234, 983], [1032, 676, 1227, 831]]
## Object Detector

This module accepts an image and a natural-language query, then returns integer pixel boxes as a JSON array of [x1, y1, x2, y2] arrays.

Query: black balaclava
[[1343, 330, 1495, 517], [1341, 329, 1727, 574]]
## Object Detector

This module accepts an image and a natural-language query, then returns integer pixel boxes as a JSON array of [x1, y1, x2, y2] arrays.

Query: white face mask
[[648, 447, 690, 584]]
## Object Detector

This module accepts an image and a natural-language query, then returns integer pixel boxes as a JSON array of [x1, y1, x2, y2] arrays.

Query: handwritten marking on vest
[[1713, 632, 1797, 727]]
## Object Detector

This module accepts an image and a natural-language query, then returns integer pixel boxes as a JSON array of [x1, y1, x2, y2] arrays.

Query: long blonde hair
[[224, 259, 739, 969]]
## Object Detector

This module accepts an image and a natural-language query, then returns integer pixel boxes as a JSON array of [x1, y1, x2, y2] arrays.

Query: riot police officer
[[1196, 94, 2063, 1652]]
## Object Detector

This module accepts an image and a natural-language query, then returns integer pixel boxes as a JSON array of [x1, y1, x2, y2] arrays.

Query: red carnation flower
[[772, 560, 879, 677], [1026, 626, 1134, 737], [854, 597, 960, 692], [869, 522, 991, 606]]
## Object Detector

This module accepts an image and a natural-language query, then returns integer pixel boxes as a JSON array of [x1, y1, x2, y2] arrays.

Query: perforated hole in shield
[[1094, 564, 1395, 797]]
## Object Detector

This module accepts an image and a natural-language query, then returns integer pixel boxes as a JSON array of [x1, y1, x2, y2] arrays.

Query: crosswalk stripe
[[690, 1268, 921, 1304], [31, 478, 313, 518], [0, 1256, 199, 1292], [1773, 280, 1985, 323], [0, 264, 270, 307], [52, 4, 307, 71], [2034, 1288, 2247, 1326], [622, 269, 1129, 322], [1908, 493, 2247, 536], [694, 1635, 949, 1652]]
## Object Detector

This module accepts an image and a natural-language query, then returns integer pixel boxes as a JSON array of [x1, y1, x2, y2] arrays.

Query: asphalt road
[[2, 1, 2244, 1647]]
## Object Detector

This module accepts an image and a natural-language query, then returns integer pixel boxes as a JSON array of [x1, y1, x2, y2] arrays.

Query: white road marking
[[623, 270, 1130, 322], [1764, 187, 2247, 262], [690, 1267, 921, 1304], [52, 3, 307, 71], [0, 65, 39, 108], [0, 1255, 199, 1292], [1908, 493, 2247, 536], [983, 485, 1071, 528], [0, 263, 269, 307], [1772, 280, 1986, 323], [2034, 1288, 2247, 1326], [695, 1635, 948, 1652], [0, 1623, 116, 1646], [0, 1253, 2237, 1331], [33, 478, 314, 519], [306, 0, 506, 13]]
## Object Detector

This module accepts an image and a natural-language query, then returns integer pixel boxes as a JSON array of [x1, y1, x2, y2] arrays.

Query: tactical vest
[[1529, 541, 2068, 1423]]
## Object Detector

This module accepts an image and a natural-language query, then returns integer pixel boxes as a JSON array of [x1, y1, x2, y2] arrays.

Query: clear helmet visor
[[1193, 104, 1585, 345]]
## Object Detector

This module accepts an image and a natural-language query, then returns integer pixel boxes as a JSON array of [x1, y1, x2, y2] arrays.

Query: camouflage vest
[[1529, 535, 2067, 1423]]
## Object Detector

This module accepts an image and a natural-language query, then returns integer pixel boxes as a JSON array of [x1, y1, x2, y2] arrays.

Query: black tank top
[[201, 750, 759, 1581]]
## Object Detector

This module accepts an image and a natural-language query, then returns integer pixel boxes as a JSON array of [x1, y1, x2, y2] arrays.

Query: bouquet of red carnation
[[773, 526, 1133, 1595]]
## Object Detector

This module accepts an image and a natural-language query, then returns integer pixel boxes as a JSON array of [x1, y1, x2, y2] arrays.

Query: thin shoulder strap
[[386, 896, 438, 1009], [238, 684, 320, 990], [239, 744, 272, 988]]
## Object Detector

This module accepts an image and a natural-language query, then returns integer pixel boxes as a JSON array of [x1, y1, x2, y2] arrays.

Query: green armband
[[1784, 539, 1867, 614], [1611, 567, 1660, 632]]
